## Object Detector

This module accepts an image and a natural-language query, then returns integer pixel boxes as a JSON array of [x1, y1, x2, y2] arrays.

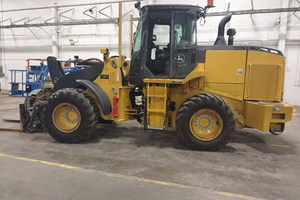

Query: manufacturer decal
[[176, 54, 185, 63], [100, 74, 109, 79], [237, 68, 243, 76]]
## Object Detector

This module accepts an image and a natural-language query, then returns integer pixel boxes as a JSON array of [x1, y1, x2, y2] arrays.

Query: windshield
[[133, 18, 143, 52]]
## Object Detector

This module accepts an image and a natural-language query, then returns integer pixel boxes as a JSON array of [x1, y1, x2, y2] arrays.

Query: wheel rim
[[52, 103, 81, 133], [189, 109, 223, 141]]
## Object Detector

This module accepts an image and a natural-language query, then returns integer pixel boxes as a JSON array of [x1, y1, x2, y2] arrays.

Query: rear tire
[[45, 88, 97, 143], [176, 94, 235, 151]]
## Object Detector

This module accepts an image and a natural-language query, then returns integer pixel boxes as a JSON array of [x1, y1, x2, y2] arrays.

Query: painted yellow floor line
[[0, 153, 264, 200], [268, 144, 292, 148]]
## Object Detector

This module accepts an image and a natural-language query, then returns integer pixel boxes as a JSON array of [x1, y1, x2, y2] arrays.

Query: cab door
[[171, 12, 198, 78]]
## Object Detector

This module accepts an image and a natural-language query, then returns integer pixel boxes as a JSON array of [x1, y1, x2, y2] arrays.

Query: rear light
[[207, 0, 214, 7], [113, 96, 119, 117]]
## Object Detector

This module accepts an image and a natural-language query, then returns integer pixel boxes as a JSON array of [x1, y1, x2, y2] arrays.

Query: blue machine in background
[[9, 59, 80, 96], [25, 64, 49, 94], [9, 69, 27, 96]]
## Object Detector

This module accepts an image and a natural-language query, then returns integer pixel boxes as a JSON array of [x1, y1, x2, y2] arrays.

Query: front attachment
[[20, 89, 51, 132]]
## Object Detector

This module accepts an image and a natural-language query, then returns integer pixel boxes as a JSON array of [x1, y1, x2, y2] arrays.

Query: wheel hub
[[189, 109, 223, 141], [52, 103, 81, 133], [65, 107, 79, 124], [195, 114, 213, 131]]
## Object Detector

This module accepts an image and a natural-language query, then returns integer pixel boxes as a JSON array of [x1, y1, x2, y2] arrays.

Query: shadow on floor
[[231, 128, 296, 155], [28, 122, 296, 155]]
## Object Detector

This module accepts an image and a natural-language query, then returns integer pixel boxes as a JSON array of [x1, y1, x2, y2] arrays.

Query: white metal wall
[[0, 0, 299, 105]]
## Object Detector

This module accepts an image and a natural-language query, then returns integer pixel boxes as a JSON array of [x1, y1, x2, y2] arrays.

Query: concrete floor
[[0, 95, 299, 200]]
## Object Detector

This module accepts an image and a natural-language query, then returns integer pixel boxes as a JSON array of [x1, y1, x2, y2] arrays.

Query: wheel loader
[[20, 2, 294, 151]]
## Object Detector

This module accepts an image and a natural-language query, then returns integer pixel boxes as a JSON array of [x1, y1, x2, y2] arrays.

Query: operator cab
[[129, 5, 204, 86]]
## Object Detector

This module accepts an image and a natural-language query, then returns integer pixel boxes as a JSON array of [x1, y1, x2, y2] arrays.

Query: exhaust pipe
[[214, 14, 232, 45]]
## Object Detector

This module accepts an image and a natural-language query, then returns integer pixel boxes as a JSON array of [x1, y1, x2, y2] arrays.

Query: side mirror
[[134, 1, 141, 11]]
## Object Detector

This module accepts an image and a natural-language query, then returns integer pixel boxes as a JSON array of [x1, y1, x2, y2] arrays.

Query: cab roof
[[142, 4, 203, 12]]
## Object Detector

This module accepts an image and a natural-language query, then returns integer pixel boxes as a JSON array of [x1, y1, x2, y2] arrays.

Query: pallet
[[3, 119, 20, 123], [0, 118, 22, 132], [0, 127, 22, 132]]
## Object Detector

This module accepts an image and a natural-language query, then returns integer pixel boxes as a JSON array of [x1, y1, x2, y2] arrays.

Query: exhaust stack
[[214, 14, 232, 45]]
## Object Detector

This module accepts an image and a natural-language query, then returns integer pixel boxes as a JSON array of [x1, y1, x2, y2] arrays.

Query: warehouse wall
[[0, 0, 135, 90], [0, 0, 299, 105]]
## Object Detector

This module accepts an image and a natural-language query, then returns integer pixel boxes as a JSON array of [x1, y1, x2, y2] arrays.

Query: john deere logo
[[176, 54, 185, 63]]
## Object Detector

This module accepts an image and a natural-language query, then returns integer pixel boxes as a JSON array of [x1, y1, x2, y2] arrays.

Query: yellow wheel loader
[[20, 2, 294, 151]]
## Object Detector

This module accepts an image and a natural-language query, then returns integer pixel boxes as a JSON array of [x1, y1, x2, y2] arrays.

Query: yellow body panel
[[118, 86, 137, 120], [245, 51, 285, 101], [93, 57, 135, 121], [245, 101, 293, 131], [205, 50, 247, 84], [204, 83, 244, 100]]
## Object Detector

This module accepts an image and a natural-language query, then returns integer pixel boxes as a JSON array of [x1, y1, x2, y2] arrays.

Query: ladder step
[[148, 95, 166, 98], [148, 109, 165, 113]]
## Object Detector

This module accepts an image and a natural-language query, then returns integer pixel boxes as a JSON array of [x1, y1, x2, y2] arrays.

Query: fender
[[76, 79, 112, 115]]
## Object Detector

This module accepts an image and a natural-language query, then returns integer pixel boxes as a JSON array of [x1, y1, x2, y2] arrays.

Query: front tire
[[176, 94, 235, 151], [45, 88, 97, 143]]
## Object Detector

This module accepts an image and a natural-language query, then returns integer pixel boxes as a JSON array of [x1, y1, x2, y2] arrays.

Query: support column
[[277, 0, 290, 54], [118, 2, 122, 57], [0, 0, 6, 90], [52, 5, 59, 57], [129, 14, 133, 57], [118, 2, 122, 67]]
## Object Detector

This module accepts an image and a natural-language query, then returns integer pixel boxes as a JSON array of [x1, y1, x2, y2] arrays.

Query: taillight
[[113, 96, 119, 117]]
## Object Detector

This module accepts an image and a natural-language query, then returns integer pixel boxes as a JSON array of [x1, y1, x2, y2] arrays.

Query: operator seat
[[153, 44, 170, 75]]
